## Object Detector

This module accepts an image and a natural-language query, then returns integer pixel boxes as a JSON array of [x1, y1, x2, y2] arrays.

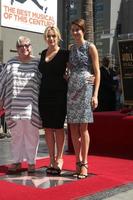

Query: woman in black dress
[[38, 26, 69, 174]]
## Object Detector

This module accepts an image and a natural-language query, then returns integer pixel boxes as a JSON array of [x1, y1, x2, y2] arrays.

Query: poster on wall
[[1, 0, 57, 33], [118, 39, 133, 105]]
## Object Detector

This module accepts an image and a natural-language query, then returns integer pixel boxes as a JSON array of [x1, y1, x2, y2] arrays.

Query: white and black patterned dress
[[67, 41, 94, 123], [0, 57, 42, 128]]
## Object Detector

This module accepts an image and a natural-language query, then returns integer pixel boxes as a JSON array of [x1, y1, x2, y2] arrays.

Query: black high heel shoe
[[77, 163, 88, 179], [46, 162, 55, 174], [46, 167, 55, 174], [51, 159, 63, 175], [73, 161, 82, 177]]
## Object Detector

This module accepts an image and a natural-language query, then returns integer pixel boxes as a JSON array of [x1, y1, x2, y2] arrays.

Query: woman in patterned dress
[[67, 19, 100, 178]]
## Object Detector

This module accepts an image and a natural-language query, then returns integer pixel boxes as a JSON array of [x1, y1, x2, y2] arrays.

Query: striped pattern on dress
[[0, 56, 42, 128]]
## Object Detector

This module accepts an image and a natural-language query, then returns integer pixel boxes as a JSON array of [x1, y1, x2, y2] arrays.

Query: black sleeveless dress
[[38, 49, 69, 129]]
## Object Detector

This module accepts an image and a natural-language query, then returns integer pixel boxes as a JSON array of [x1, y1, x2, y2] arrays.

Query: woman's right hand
[[63, 63, 71, 81], [86, 75, 95, 84]]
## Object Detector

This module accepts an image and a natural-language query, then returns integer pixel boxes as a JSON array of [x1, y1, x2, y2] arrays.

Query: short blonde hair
[[44, 26, 62, 42], [16, 36, 31, 48]]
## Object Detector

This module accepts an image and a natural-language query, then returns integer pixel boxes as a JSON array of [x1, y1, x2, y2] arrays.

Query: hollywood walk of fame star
[[1, 169, 77, 189]]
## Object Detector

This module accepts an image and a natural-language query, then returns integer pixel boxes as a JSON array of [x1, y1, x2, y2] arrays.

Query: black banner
[[118, 39, 133, 105]]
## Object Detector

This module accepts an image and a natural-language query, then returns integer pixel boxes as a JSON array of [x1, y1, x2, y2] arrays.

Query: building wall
[[0, 0, 61, 63], [0, 27, 44, 63], [121, 0, 133, 34], [60, 0, 82, 48], [110, 0, 121, 56], [94, 0, 110, 57], [94, 0, 122, 59], [57, 0, 65, 47], [1, 0, 133, 63]]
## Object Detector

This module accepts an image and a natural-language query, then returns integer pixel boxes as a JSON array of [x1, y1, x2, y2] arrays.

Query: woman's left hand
[[91, 96, 98, 110]]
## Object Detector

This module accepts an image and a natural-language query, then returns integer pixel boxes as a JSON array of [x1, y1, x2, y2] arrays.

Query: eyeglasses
[[18, 44, 31, 48], [47, 34, 56, 39]]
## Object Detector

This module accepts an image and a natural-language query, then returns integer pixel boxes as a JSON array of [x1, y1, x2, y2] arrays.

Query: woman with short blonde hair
[[43, 26, 62, 42], [39, 26, 69, 175]]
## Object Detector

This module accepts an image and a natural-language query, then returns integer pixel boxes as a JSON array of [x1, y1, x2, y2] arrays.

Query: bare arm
[[89, 43, 100, 109]]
